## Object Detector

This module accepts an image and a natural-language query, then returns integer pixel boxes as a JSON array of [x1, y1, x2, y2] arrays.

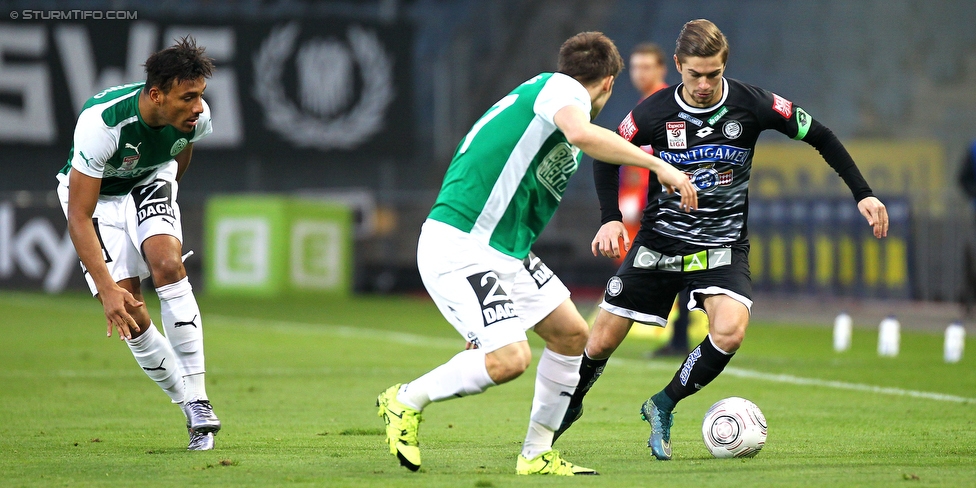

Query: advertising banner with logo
[[0, 17, 414, 194], [0, 200, 87, 292], [205, 195, 352, 297]]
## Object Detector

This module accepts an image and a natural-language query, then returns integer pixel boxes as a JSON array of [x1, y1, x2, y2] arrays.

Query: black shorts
[[601, 244, 753, 326]]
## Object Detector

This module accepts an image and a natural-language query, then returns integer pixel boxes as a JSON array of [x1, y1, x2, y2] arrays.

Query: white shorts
[[57, 161, 183, 296], [417, 219, 571, 353]]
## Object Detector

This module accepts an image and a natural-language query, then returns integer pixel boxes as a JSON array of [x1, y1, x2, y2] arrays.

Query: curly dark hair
[[144, 35, 214, 92]]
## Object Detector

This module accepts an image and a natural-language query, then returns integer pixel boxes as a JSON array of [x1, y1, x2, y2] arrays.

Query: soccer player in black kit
[[553, 19, 889, 460]]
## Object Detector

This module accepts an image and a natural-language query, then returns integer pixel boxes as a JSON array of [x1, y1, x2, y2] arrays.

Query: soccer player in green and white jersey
[[376, 32, 698, 476], [56, 37, 221, 451]]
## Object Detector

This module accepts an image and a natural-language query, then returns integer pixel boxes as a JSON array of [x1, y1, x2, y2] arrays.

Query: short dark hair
[[557, 32, 624, 85], [631, 42, 665, 65], [675, 19, 729, 64], [144, 36, 214, 92]]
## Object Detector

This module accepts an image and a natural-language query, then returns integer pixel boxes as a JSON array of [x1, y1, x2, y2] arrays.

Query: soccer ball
[[701, 397, 767, 458]]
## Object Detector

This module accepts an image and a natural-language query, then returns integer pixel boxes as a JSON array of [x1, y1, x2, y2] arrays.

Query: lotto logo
[[772, 94, 793, 119], [618, 112, 638, 141], [696, 127, 714, 138]]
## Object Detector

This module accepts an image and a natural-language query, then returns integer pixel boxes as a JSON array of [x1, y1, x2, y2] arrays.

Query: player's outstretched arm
[[553, 105, 698, 212], [857, 196, 888, 239], [799, 119, 886, 238], [67, 170, 143, 340]]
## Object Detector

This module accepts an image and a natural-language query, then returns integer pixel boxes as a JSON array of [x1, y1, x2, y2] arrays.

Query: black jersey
[[595, 77, 872, 256]]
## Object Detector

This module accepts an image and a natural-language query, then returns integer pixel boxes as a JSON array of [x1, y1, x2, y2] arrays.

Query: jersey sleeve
[[68, 108, 119, 179], [616, 94, 658, 147], [189, 98, 213, 143], [592, 102, 658, 224], [533, 73, 592, 126], [750, 84, 873, 201], [753, 86, 813, 141]]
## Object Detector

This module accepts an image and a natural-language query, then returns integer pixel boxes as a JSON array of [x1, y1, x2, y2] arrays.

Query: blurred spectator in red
[[618, 43, 689, 357]]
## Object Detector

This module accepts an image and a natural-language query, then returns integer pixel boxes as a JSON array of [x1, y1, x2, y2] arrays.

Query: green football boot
[[376, 384, 423, 471], [516, 449, 598, 476], [640, 397, 673, 460]]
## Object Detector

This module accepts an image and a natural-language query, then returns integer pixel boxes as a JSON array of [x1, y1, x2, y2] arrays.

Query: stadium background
[[1, 0, 975, 322]]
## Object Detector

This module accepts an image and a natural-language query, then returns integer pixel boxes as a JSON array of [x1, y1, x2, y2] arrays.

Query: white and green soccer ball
[[702, 397, 767, 458]]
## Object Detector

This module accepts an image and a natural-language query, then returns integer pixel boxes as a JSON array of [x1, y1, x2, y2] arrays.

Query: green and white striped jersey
[[58, 82, 212, 196], [428, 72, 590, 259]]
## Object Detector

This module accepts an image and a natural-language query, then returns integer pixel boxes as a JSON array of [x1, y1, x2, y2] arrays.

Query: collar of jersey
[[134, 86, 169, 133], [673, 77, 729, 114]]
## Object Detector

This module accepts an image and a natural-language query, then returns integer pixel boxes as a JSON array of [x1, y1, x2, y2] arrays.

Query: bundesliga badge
[[666, 121, 687, 149]]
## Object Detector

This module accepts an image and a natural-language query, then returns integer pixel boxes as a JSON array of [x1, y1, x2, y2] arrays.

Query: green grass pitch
[[1, 291, 974, 487]]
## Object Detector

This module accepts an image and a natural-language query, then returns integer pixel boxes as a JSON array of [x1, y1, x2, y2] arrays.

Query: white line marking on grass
[[610, 357, 976, 404], [15, 311, 968, 404], [211, 315, 465, 350], [218, 315, 976, 405], [721, 366, 976, 404]]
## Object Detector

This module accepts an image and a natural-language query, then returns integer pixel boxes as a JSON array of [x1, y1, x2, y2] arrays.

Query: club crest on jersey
[[722, 120, 742, 139], [618, 112, 638, 141], [684, 164, 733, 192], [772, 93, 793, 119], [170, 138, 188, 156], [120, 142, 142, 170], [606, 276, 623, 297], [666, 121, 687, 149]]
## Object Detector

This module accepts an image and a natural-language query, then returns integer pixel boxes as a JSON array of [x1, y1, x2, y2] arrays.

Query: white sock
[[522, 348, 581, 459], [126, 324, 185, 403], [158, 277, 208, 402], [397, 349, 495, 411], [183, 373, 208, 402]]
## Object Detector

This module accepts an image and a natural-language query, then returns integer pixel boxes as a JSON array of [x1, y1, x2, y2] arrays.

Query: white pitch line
[[720, 367, 976, 404], [609, 357, 976, 404], [217, 315, 976, 405], [8, 311, 972, 404], [216, 315, 465, 350]]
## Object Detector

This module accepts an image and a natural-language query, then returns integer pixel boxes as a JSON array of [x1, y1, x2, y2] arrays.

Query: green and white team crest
[[428, 72, 587, 258]]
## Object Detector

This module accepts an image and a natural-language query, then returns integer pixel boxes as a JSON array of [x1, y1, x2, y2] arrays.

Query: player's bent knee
[[711, 325, 746, 353], [485, 343, 531, 384], [149, 256, 186, 285], [586, 338, 616, 359], [586, 324, 626, 359], [556, 321, 589, 354]]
